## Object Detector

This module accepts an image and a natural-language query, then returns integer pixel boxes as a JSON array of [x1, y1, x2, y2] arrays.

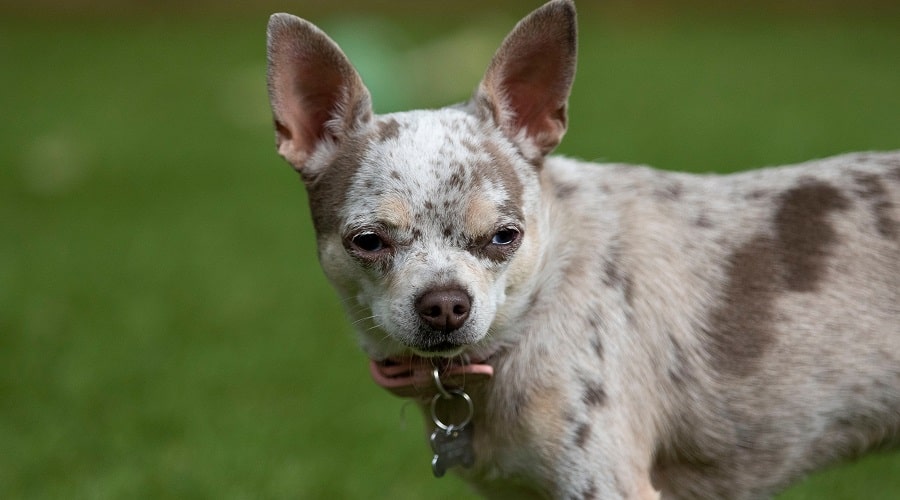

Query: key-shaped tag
[[428, 368, 477, 477], [430, 423, 475, 477]]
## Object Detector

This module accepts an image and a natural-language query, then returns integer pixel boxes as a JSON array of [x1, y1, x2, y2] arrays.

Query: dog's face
[[266, 1, 577, 360], [310, 110, 541, 358]]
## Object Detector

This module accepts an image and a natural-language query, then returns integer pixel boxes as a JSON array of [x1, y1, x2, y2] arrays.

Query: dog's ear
[[266, 14, 373, 174], [475, 0, 576, 161]]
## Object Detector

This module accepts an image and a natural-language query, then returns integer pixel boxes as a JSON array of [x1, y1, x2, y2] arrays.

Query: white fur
[[267, 2, 900, 498]]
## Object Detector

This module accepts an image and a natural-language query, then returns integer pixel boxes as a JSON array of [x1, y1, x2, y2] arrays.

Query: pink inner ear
[[505, 68, 568, 135], [274, 61, 346, 157], [267, 14, 371, 168], [480, 1, 576, 157], [499, 47, 572, 154]]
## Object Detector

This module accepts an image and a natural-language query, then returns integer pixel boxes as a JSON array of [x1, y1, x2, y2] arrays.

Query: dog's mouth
[[412, 338, 467, 356], [369, 353, 496, 399]]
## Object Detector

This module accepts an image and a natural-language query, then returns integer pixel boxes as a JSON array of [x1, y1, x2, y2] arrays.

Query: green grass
[[1, 6, 899, 499]]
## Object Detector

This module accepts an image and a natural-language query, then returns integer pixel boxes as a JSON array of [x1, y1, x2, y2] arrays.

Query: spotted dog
[[265, 1, 900, 498]]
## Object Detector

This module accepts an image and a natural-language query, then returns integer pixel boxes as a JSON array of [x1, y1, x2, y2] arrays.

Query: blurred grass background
[[1, 0, 899, 498]]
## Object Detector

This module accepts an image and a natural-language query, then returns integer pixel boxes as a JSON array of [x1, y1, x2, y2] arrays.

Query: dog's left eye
[[491, 228, 520, 246]]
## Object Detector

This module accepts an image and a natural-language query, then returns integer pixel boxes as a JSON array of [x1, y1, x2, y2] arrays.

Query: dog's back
[[533, 151, 900, 497]]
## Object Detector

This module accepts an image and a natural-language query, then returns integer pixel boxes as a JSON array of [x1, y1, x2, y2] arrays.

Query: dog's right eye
[[351, 232, 385, 253]]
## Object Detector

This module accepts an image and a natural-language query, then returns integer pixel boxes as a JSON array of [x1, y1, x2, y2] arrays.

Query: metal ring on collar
[[430, 389, 474, 431], [431, 366, 453, 399]]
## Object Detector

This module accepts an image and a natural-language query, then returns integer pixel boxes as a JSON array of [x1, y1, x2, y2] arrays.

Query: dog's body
[[266, 1, 900, 498]]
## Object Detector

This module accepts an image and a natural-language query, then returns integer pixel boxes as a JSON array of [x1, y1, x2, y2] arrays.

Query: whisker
[[352, 314, 377, 326]]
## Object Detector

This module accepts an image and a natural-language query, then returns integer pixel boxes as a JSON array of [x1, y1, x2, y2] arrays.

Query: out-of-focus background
[[2, 0, 899, 498]]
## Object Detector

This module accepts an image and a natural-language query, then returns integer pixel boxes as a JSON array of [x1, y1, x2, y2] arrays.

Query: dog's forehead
[[341, 109, 525, 233]]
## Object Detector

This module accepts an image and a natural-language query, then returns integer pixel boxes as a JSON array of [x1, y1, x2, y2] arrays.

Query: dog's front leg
[[545, 400, 663, 500]]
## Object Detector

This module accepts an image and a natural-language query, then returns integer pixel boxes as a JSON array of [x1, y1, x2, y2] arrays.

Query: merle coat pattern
[[265, 1, 900, 498]]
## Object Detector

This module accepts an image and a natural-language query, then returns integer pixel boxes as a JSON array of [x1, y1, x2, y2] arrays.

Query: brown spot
[[706, 235, 778, 377], [448, 170, 465, 189], [526, 287, 541, 312], [774, 180, 850, 291], [602, 244, 624, 287], [623, 275, 634, 307], [602, 244, 635, 308], [746, 189, 770, 201], [554, 181, 578, 199], [668, 368, 687, 388], [482, 139, 525, 211], [582, 481, 598, 500], [582, 382, 607, 406], [695, 214, 713, 228], [668, 334, 689, 388], [574, 422, 591, 448], [305, 135, 369, 235], [706, 180, 850, 376], [590, 337, 603, 360], [376, 118, 400, 142], [655, 181, 683, 201], [602, 260, 619, 287], [854, 172, 898, 239]]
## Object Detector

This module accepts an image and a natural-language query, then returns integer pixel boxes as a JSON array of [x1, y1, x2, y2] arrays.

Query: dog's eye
[[351, 232, 385, 253], [491, 228, 520, 246], [473, 225, 523, 262]]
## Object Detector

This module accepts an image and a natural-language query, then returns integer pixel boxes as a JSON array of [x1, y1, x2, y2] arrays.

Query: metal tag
[[428, 367, 477, 477], [430, 423, 475, 477]]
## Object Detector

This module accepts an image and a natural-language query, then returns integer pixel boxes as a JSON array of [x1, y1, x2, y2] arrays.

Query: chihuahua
[[266, 1, 900, 498]]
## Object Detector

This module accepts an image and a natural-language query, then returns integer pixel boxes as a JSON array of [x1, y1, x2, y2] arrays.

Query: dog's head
[[266, 1, 576, 360]]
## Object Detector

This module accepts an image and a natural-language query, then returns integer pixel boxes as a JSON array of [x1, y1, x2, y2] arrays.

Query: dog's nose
[[416, 288, 471, 332]]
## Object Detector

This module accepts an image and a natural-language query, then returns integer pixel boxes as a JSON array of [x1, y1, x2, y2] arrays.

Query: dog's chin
[[365, 326, 491, 361], [410, 341, 467, 358], [406, 324, 491, 357], [400, 333, 469, 359]]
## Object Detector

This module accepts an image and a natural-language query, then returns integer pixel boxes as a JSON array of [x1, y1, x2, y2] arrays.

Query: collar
[[369, 355, 494, 399]]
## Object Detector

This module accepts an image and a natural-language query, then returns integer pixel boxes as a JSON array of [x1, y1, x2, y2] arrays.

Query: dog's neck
[[368, 355, 495, 399]]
